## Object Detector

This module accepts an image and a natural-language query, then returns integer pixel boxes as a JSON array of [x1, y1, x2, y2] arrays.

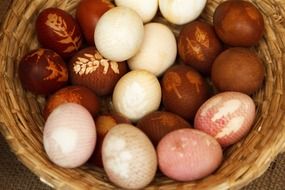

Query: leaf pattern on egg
[[44, 56, 68, 81], [186, 72, 202, 94], [46, 13, 81, 53], [164, 72, 182, 99]]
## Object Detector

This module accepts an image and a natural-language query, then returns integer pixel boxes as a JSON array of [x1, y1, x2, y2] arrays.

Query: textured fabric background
[[0, 0, 284, 189]]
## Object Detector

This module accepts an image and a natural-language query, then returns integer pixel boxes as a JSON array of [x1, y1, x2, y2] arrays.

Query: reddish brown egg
[[213, 0, 264, 47], [69, 47, 128, 96], [43, 85, 100, 120], [162, 65, 210, 120], [89, 113, 131, 167], [36, 8, 82, 59], [137, 111, 191, 147], [76, 0, 114, 45], [178, 21, 222, 75], [19, 48, 68, 95], [211, 48, 265, 95]]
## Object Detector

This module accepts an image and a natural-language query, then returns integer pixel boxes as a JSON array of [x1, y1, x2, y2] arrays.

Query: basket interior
[[0, 0, 285, 189]]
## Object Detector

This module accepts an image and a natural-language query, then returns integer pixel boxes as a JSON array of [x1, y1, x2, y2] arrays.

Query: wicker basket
[[0, 0, 285, 189]]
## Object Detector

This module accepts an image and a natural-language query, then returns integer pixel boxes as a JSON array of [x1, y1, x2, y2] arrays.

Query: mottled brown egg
[[162, 65, 210, 120], [36, 8, 82, 59], [137, 111, 191, 147], [178, 21, 222, 75], [76, 0, 114, 45], [89, 113, 131, 167], [69, 47, 128, 96], [19, 48, 68, 95], [213, 0, 264, 47], [211, 47, 265, 95], [43, 85, 100, 120]]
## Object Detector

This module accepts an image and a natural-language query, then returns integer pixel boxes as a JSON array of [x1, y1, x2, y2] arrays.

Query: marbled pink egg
[[157, 128, 223, 181], [43, 103, 96, 168], [194, 91, 256, 147]]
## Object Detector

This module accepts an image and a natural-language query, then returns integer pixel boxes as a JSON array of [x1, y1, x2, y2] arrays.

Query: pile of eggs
[[18, 0, 265, 189]]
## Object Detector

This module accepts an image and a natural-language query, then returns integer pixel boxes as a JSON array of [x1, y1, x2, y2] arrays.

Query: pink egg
[[194, 91, 256, 147], [157, 128, 223, 181], [43, 103, 96, 168]]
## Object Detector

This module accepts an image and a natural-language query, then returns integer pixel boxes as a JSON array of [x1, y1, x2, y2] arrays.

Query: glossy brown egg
[[36, 8, 82, 59], [178, 21, 222, 75], [211, 47, 265, 95], [137, 111, 192, 147], [76, 0, 114, 45], [69, 47, 128, 96], [162, 64, 210, 120], [19, 48, 68, 95], [89, 113, 131, 167], [213, 0, 264, 47], [43, 85, 100, 120]]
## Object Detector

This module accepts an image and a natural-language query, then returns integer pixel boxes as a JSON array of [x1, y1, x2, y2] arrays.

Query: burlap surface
[[0, 0, 284, 189]]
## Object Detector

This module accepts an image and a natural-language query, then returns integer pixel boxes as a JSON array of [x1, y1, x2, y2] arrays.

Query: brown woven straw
[[0, 0, 285, 189]]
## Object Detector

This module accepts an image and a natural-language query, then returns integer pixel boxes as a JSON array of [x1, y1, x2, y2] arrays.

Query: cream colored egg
[[128, 23, 177, 76], [94, 7, 144, 62], [102, 124, 157, 189], [112, 70, 161, 122], [159, 0, 207, 25], [115, 0, 158, 23], [43, 103, 96, 168]]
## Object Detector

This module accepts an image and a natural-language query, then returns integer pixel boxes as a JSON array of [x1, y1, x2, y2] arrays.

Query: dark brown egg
[[69, 47, 128, 96], [211, 47, 265, 95], [178, 21, 222, 75], [19, 48, 68, 95], [43, 85, 100, 120], [162, 64, 210, 120], [76, 0, 114, 45], [137, 111, 192, 147], [36, 8, 82, 59], [213, 0, 264, 47], [89, 113, 131, 167]]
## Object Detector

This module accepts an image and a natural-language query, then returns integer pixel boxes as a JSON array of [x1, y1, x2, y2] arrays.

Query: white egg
[[112, 70, 161, 122], [128, 23, 177, 76], [115, 0, 158, 23], [159, 0, 207, 25], [94, 7, 144, 62], [43, 103, 96, 168], [102, 124, 157, 189]]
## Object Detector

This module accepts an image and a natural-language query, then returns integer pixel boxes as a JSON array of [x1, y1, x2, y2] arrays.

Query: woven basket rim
[[0, 0, 285, 189]]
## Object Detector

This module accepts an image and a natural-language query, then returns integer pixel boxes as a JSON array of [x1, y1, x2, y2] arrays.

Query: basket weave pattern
[[0, 0, 285, 189]]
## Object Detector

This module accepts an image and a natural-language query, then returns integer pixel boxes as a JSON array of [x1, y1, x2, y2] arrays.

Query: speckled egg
[[36, 8, 82, 59], [19, 48, 68, 95], [69, 47, 128, 96]]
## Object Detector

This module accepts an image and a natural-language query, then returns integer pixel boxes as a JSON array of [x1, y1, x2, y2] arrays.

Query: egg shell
[[19, 48, 68, 95], [194, 91, 256, 147], [36, 8, 82, 59], [162, 64, 210, 120], [157, 128, 223, 181], [115, 0, 158, 23], [89, 113, 131, 167], [102, 124, 157, 189], [213, 0, 264, 46], [128, 23, 177, 76], [43, 85, 100, 120], [94, 7, 144, 62], [158, 0, 207, 25], [113, 70, 162, 122], [178, 21, 222, 75], [211, 48, 265, 95], [43, 103, 96, 168], [76, 0, 114, 45], [69, 47, 128, 96], [137, 111, 192, 147]]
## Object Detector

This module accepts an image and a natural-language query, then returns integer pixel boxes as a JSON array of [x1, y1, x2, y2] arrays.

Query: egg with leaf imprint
[[36, 8, 82, 59], [19, 48, 68, 95], [69, 47, 128, 96], [162, 64, 210, 120]]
